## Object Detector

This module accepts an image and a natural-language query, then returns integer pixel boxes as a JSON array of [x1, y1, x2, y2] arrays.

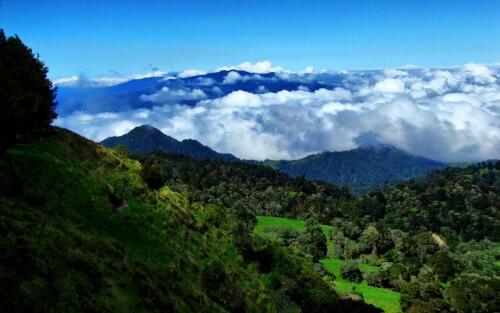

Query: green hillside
[[0, 128, 383, 312], [255, 216, 401, 313]]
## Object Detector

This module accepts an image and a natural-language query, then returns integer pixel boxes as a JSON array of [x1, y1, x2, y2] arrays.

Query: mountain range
[[102, 125, 447, 193], [56, 70, 330, 116]]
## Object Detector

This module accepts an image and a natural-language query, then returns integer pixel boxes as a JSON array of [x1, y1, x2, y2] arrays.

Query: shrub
[[341, 260, 363, 283], [363, 270, 381, 287], [359, 253, 382, 266]]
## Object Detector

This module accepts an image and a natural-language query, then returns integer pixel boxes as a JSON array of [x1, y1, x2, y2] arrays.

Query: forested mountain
[[140, 151, 499, 243], [270, 144, 446, 194], [104, 125, 446, 194], [139, 151, 499, 312], [101, 125, 238, 161]]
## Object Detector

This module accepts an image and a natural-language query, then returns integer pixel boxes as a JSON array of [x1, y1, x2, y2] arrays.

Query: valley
[[1, 27, 499, 313], [255, 216, 401, 313]]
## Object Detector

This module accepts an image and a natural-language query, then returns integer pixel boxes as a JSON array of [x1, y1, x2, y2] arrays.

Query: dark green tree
[[141, 161, 168, 190], [304, 217, 327, 262], [341, 260, 363, 283], [445, 274, 499, 313], [0, 29, 57, 153], [429, 250, 460, 281], [359, 225, 381, 256], [231, 200, 257, 255]]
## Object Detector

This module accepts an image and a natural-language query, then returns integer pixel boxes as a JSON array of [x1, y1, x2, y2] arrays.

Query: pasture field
[[320, 259, 401, 313], [255, 215, 332, 242]]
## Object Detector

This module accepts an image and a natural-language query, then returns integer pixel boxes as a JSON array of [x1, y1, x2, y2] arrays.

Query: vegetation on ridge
[[0, 128, 383, 312]]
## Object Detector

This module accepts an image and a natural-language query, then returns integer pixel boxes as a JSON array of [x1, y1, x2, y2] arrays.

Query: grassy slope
[[255, 216, 332, 247], [255, 215, 401, 313], [320, 259, 401, 313], [0, 128, 270, 312]]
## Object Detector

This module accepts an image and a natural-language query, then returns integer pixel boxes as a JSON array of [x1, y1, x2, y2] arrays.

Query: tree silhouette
[[0, 29, 57, 153]]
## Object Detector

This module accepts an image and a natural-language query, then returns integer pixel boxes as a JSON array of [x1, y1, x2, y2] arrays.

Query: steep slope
[[272, 145, 446, 194], [0, 127, 381, 313], [101, 125, 238, 161]]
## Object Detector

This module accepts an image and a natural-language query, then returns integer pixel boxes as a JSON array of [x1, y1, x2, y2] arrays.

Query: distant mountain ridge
[[101, 125, 238, 161], [270, 144, 447, 194], [102, 125, 447, 193], [56, 70, 329, 116]]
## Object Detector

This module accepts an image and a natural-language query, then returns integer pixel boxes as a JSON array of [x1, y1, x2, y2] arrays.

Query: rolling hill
[[0, 127, 382, 313]]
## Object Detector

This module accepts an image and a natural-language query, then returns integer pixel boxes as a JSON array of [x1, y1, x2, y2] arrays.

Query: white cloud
[[178, 69, 207, 78], [216, 60, 283, 73], [223, 71, 243, 84], [56, 63, 500, 162], [373, 78, 406, 93], [213, 90, 262, 107], [140, 87, 207, 103], [194, 77, 216, 86], [301, 66, 315, 74], [53, 76, 80, 86], [53, 70, 166, 87], [384, 69, 408, 78], [222, 71, 264, 84], [463, 63, 494, 78]]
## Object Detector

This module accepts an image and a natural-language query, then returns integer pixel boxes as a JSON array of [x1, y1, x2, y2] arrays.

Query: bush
[[0, 29, 57, 153], [363, 270, 383, 287], [341, 260, 363, 283], [141, 162, 168, 190], [359, 254, 382, 266]]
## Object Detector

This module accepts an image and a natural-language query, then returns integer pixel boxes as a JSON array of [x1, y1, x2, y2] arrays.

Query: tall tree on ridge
[[0, 29, 57, 153]]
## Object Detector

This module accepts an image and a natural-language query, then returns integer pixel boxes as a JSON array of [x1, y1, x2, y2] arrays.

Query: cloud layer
[[54, 62, 500, 162]]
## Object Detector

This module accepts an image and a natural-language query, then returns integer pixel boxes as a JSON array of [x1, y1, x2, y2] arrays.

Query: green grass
[[0, 129, 274, 312], [255, 215, 401, 313], [319, 258, 379, 277], [320, 259, 401, 313], [255, 215, 332, 240]]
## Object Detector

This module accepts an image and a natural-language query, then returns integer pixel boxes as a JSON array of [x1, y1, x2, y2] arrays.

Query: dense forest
[[139, 151, 500, 312]]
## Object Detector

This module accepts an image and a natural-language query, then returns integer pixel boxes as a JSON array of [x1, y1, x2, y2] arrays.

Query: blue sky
[[1, 0, 499, 79]]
